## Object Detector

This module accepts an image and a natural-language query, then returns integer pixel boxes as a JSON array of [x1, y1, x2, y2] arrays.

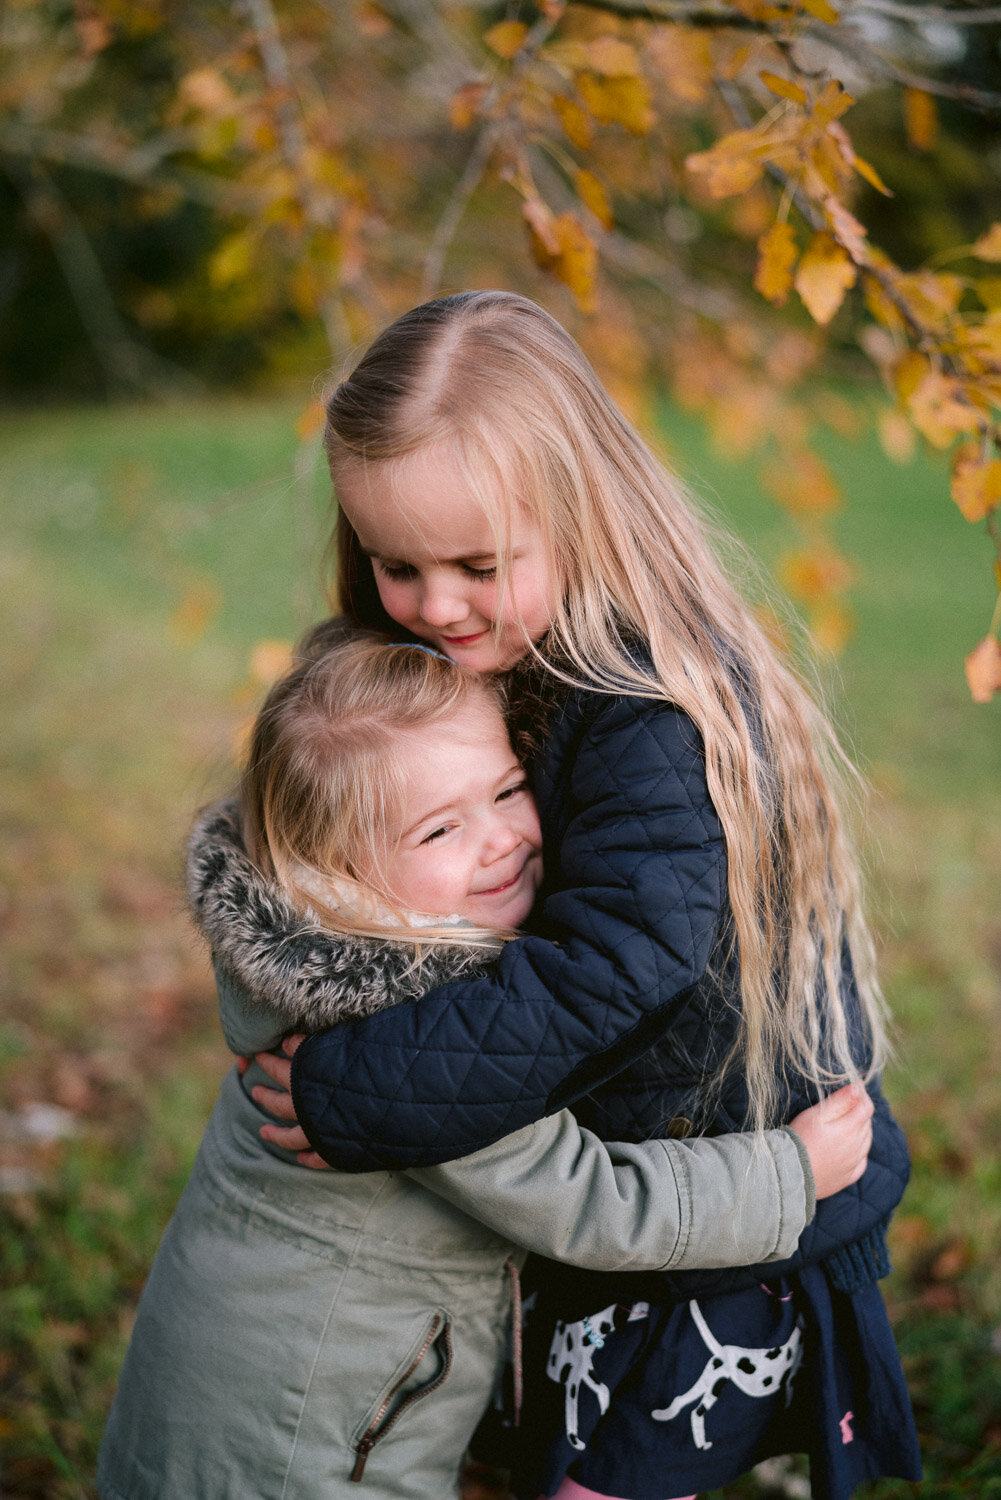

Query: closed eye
[[420, 824, 453, 845], [496, 780, 530, 803], [374, 559, 417, 581], [462, 563, 496, 580]]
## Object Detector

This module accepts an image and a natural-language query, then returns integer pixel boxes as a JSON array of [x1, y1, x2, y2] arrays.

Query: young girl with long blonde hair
[[251, 291, 922, 1500], [97, 631, 865, 1500]]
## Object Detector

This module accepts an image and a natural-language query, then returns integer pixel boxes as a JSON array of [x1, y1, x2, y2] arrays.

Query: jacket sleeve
[[292, 694, 728, 1171], [410, 1112, 815, 1272]]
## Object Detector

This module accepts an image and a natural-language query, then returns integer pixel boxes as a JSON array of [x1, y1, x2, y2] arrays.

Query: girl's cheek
[[375, 577, 409, 623]]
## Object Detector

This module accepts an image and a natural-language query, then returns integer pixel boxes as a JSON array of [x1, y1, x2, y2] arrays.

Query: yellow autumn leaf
[[972, 224, 1001, 262], [554, 213, 598, 313], [759, 71, 807, 106], [645, 28, 712, 105], [686, 134, 764, 198], [800, 0, 840, 20], [778, 546, 852, 602], [824, 196, 868, 264], [794, 232, 856, 324], [249, 639, 294, 686], [853, 153, 892, 196], [907, 370, 981, 448], [576, 72, 654, 135], [209, 231, 254, 288], [964, 634, 1001, 703], [579, 37, 642, 76], [484, 20, 528, 59], [169, 577, 220, 645], [809, 600, 854, 654], [179, 67, 234, 115], [764, 449, 842, 516], [876, 408, 916, 465], [523, 196, 560, 263], [718, 42, 753, 81], [754, 221, 798, 305], [904, 88, 938, 152], [863, 272, 904, 331], [812, 80, 854, 126], [893, 349, 929, 404], [553, 93, 593, 150], [296, 399, 326, 443], [950, 442, 1001, 522], [573, 169, 615, 230], [449, 81, 487, 131]]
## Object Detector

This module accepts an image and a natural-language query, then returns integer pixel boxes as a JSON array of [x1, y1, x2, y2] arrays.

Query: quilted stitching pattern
[[290, 684, 910, 1288], [292, 693, 726, 1169]]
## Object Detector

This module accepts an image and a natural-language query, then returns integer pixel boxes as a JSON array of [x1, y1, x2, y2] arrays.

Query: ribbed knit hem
[[825, 1218, 892, 1292]]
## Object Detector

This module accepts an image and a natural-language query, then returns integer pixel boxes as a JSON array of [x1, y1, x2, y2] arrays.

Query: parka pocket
[[350, 1308, 453, 1482]]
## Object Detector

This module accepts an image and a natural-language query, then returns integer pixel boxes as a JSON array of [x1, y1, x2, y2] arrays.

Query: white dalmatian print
[[546, 1303, 649, 1451], [651, 1299, 803, 1451]]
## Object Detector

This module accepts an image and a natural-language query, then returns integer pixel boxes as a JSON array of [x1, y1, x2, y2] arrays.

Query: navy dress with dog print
[[482, 1261, 920, 1500]]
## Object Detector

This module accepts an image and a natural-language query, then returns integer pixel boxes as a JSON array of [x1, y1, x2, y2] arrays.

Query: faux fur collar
[[186, 799, 495, 1035]]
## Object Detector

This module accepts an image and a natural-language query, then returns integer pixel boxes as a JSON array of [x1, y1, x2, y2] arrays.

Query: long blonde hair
[[323, 291, 887, 1130], [241, 626, 508, 949]]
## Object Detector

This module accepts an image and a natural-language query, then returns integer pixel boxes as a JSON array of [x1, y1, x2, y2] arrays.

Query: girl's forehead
[[339, 447, 521, 560]]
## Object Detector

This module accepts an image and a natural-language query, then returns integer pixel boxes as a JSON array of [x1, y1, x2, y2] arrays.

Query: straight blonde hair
[[241, 626, 509, 949], [323, 291, 888, 1131]]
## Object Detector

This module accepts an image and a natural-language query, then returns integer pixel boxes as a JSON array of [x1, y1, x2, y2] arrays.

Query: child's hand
[[251, 1035, 329, 1170], [789, 1084, 874, 1200]]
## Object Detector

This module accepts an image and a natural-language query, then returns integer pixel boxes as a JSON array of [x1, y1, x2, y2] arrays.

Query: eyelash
[[420, 824, 452, 845], [418, 782, 527, 845], [375, 561, 497, 582], [496, 781, 529, 803]]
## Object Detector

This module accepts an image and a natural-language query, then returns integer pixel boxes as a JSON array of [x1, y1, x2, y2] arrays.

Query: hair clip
[[386, 642, 454, 663]]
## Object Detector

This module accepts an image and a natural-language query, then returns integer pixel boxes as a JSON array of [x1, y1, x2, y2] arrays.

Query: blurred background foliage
[[1, 1, 1000, 1495]]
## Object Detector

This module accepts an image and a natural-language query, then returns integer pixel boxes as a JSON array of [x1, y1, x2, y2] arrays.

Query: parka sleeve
[[291, 693, 728, 1171], [411, 1112, 815, 1271]]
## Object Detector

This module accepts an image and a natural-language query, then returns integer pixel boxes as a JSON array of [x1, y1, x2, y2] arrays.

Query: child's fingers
[[259, 1121, 311, 1150], [282, 1033, 307, 1057], [296, 1150, 330, 1171], [251, 1083, 298, 1120], [253, 1050, 293, 1090], [818, 1083, 872, 1121]]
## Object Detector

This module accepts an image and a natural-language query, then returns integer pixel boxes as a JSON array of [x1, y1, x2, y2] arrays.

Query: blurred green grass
[[1, 396, 999, 1496]]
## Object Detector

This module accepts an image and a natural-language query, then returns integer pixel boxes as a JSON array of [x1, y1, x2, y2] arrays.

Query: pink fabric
[[542, 1481, 696, 1500]]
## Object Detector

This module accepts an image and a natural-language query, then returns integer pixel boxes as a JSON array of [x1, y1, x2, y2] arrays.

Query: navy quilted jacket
[[292, 677, 909, 1297]]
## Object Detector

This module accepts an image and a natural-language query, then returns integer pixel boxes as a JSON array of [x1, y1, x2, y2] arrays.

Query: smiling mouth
[[441, 631, 487, 645], [477, 862, 534, 899]]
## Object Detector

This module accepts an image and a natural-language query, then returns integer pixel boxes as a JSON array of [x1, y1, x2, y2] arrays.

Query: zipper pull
[[351, 1438, 375, 1483]]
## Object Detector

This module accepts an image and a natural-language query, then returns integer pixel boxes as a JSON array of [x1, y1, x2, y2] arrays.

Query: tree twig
[[421, 124, 500, 299], [0, 122, 242, 209], [3, 156, 199, 397], [853, 0, 1001, 24], [570, 0, 779, 28], [239, 0, 308, 165], [864, 51, 1001, 111]]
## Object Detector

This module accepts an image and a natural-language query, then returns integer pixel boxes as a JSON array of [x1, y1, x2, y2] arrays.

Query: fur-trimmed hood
[[186, 798, 494, 1036]]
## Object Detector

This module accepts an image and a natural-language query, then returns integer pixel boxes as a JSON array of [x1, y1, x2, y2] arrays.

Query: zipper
[[351, 1313, 453, 1482]]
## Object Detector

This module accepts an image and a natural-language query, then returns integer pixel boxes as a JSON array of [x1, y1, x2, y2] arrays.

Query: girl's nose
[[419, 580, 470, 628], [483, 820, 521, 862]]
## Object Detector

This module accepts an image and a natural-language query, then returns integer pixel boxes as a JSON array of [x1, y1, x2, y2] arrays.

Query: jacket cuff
[[780, 1124, 816, 1227]]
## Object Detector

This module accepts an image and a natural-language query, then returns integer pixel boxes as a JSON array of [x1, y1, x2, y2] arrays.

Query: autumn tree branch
[[2, 155, 199, 396], [422, 124, 500, 298]]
